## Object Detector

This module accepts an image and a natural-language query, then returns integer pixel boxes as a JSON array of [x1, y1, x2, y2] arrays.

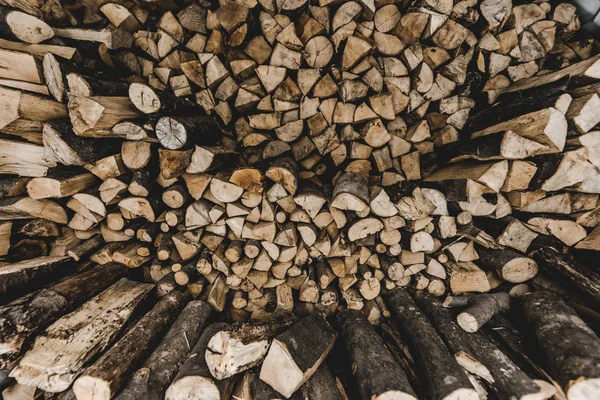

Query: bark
[[337, 309, 417, 400], [385, 289, 478, 400], [522, 291, 600, 400]]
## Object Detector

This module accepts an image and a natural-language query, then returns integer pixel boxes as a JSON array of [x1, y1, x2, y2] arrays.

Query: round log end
[[376, 391, 418, 400], [73, 376, 111, 400], [7, 11, 54, 44], [129, 83, 161, 114], [156, 117, 187, 150], [567, 378, 600, 400], [165, 376, 220, 400], [501, 258, 539, 283], [456, 312, 478, 333], [443, 388, 479, 400]]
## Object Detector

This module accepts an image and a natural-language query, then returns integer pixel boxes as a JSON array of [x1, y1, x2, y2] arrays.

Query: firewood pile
[[1, 0, 600, 398]]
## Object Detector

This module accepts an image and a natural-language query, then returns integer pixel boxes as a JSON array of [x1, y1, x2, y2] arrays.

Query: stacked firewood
[[0, 0, 600, 398]]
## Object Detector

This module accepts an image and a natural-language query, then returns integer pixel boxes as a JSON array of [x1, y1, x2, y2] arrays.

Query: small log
[[337, 309, 417, 400], [155, 116, 221, 150], [259, 312, 337, 397], [476, 247, 538, 283], [456, 292, 511, 333]]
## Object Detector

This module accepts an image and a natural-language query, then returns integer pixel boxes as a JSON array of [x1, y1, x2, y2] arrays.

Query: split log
[[205, 316, 294, 380], [259, 312, 337, 397], [337, 309, 417, 400]]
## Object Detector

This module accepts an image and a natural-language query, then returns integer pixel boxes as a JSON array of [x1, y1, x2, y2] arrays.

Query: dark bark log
[[291, 364, 344, 400], [337, 309, 416, 400], [529, 247, 600, 308], [0, 263, 127, 369], [0, 256, 72, 303], [115, 300, 212, 400], [414, 291, 546, 400], [521, 291, 600, 400], [72, 290, 191, 400], [165, 322, 235, 400], [155, 116, 221, 150], [456, 292, 511, 333], [259, 312, 337, 398], [385, 289, 478, 400], [476, 246, 539, 283]]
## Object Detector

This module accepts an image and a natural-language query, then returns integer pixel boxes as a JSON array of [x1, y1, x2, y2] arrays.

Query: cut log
[[521, 291, 600, 400], [73, 290, 190, 400], [456, 292, 511, 333], [337, 309, 417, 400], [259, 312, 337, 397], [205, 317, 294, 380], [10, 279, 153, 392], [165, 322, 235, 400], [386, 289, 478, 400]]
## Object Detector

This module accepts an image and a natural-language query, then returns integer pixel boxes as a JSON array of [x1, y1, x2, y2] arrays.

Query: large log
[[115, 300, 213, 400], [72, 290, 190, 400], [337, 309, 417, 400], [259, 312, 337, 397], [521, 291, 600, 400], [0, 263, 127, 370], [386, 289, 478, 400], [9, 279, 154, 392]]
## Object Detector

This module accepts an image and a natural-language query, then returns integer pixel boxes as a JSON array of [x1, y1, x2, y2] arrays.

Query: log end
[[73, 376, 111, 400], [567, 378, 600, 400], [165, 376, 220, 400], [443, 387, 479, 400], [456, 312, 478, 333]]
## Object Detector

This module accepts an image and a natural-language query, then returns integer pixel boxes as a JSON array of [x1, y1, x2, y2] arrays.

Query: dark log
[[529, 247, 600, 308], [291, 364, 344, 400], [476, 246, 538, 283], [155, 116, 221, 150], [115, 300, 213, 400], [165, 322, 235, 400], [521, 291, 600, 400], [414, 291, 547, 400], [259, 312, 337, 397], [72, 290, 190, 400], [337, 309, 416, 400], [456, 292, 511, 333], [385, 289, 478, 400]]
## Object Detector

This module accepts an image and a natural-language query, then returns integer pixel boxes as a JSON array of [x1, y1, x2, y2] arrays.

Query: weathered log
[[259, 312, 337, 397], [165, 322, 235, 400], [115, 300, 213, 400], [0, 263, 126, 369], [10, 279, 154, 392], [386, 289, 478, 400], [73, 290, 190, 400], [521, 291, 600, 400], [337, 309, 417, 400]]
